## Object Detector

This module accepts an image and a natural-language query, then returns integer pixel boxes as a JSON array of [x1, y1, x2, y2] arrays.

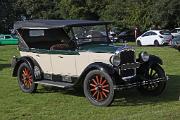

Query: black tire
[[137, 64, 166, 96], [154, 40, 159, 46], [83, 70, 114, 106], [17, 62, 37, 93], [137, 40, 142, 46]]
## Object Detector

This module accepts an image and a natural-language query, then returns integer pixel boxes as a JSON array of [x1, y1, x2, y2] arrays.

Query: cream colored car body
[[20, 51, 113, 77]]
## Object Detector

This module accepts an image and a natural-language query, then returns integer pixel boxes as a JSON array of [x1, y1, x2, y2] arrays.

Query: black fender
[[12, 56, 42, 78], [148, 55, 163, 65], [137, 55, 163, 75], [77, 62, 118, 86]]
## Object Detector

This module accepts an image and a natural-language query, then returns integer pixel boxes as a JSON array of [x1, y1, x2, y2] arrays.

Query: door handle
[[58, 56, 63, 58], [36, 55, 40, 57]]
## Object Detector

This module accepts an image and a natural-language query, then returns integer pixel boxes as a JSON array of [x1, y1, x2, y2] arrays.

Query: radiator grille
[[121, 69, 135, 77], [120, 50, 135, 77], [120, 50, 135, 64]]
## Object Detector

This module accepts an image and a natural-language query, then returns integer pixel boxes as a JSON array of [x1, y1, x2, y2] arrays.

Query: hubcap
[[89, 75, 110, 102]]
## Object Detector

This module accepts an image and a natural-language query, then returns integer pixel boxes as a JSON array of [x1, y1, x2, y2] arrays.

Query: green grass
[[0, 45, 180, 120]]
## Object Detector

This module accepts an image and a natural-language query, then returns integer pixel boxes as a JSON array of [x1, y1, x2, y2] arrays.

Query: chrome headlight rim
[[110, 54, 121, 66], [140, 51, 149, 62]]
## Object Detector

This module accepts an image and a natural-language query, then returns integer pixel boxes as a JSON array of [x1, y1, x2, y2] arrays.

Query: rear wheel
[[154, 40, 159, 46], [137, 64, 166, 96], [17, 62, 37, 93], [84, 70, 114, 106], [137, 40, 142, 46]]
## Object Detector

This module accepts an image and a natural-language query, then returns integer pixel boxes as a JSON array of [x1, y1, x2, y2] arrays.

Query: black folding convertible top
[[14, 20, 112, 30]]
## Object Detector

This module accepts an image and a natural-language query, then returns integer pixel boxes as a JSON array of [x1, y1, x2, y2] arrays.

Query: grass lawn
[[0, 44, 179, 120]]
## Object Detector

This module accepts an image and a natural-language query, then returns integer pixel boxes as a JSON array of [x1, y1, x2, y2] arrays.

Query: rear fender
[[12, 56, 42, 78]]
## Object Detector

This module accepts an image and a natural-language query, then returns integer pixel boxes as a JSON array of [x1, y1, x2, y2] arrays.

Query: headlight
[[110, 55, 120, 66], [140, 51, 149, 62]]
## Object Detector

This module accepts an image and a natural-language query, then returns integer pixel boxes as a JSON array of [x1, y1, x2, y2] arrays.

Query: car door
[[4, 35, 12, 44], [150, 32, 158, 45], [140, 32, 151, 45], [50, 50, 78, 81]]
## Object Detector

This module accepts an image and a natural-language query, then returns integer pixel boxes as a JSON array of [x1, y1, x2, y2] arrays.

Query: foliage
[[0, 0, 180, 33]]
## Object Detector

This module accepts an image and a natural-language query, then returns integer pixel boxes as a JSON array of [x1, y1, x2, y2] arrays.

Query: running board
[[34, 80, 74, 89]]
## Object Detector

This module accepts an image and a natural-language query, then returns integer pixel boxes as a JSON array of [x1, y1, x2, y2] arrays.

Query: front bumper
[[114, 76, 169, 90]]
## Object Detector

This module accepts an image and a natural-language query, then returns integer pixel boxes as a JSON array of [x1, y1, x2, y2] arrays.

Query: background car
[[0, 34, 18, 45], [171, 27, 180, 37], [171, 35, 180, 47], [117, 29, 135, 42], [136, 30, 172, 46]]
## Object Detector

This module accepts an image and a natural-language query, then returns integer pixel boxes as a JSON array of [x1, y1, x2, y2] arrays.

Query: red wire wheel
[[17, 62, 37, 93], [84, 70, 114, 106], [21, 68, 33, 89]]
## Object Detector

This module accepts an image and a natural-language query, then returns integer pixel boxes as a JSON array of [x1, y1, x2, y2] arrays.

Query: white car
[[11, 20, 168, 106], [136, 30, 172, 46], [171, 27, 180, 37]]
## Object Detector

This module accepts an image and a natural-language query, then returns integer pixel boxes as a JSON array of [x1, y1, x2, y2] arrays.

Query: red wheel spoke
[[102, 89, 109, 93], [96, 92, 100, 101], [102, 84, 109, 88], [93, 90, 98, 96], [90, 83, 96, 88], [100, 76, 103, 84], [90, 88, 96, 92], [100, 92, 103, 100], [102, 91, 107, 98], [96, 75, 100, 84], [92, 79, 98, 85], [29, 79, 33, 83], [101, 80, 107, 85], [21, 67, 33, 88]]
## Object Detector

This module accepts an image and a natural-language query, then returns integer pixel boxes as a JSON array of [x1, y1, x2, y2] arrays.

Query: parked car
[[117, 29, 136, 42], [172, 35, 180, 47], [12, 20, 168, 106], [171, 27, 180, 37], [0, 34, 18, 45], [136, 30, 172, 46]]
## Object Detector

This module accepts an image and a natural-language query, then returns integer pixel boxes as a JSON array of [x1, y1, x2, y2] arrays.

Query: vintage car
[[12, 20, 168, 106], [0, 34, 18, 45]]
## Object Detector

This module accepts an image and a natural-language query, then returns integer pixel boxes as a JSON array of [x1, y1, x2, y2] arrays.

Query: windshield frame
[[70, 24, 111, 46]]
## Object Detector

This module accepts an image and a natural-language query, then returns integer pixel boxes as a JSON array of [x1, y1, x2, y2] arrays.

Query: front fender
[[148, 55, 163, 65], [137, 55, 163, 75], [77, 62, 118, 86]]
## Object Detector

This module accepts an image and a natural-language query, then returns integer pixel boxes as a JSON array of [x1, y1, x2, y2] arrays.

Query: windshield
[[160, 30, 171, 35], [72, 25, 109, 45]]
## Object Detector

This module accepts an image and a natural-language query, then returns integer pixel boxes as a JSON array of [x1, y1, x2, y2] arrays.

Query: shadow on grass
[[112, 75, 180, 106], [0, 63, 11, 71], [36, 75, 180, 106], [0, 58, 5, 61], [37, 85, 85, 97]]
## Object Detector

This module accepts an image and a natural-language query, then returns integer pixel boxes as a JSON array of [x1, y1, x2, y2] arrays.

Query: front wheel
[[154, 40, 159, 46], [17, 62, 37, 93], [137, 64, 166, 96], [84, 70, 114, 106], [137, 40, 142, 46]]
